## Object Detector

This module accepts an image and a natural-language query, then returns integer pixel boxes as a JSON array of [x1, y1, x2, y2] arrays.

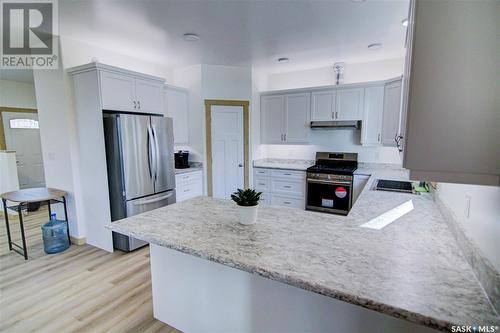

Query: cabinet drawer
[[271, 179, 305, 196], [271, 169, 305, 180], [259, 192, 270, 205], [175, 171, 202, 186], [176, 183, 202, 202], [254, 177, 270, 191], [271, 194, 304, 209], [254, 168, 271, 177]]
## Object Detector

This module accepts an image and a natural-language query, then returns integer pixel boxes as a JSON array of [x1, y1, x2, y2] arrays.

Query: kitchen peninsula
[[107, 171, 499, 332]]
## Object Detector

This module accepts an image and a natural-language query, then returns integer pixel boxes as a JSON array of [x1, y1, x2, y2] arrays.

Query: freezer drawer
[[126, 190, 176, 216]]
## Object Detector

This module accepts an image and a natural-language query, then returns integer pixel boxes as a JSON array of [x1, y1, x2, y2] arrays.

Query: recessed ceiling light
[[278, 57, 289, 63], [402, 18, 408, 27], [367, 43, 383, 50], [183, 33, 199, 41]]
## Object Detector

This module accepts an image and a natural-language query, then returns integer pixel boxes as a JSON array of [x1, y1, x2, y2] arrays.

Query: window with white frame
[[9, 118, 39, 129]]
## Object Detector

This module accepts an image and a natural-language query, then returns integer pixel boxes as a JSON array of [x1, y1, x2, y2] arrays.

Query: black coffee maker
[[174, 150, 189, 169]]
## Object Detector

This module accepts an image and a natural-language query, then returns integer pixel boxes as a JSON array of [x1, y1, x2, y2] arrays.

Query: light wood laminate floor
[[0, 207, 181, 333]]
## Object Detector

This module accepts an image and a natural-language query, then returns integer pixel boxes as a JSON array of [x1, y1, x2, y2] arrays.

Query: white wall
[[33, 44, 86, 239], [436, 183, 500, 272], [267, 58, 405, 91], [256, 58, 404, 164], [61, 37, 173, 81], [173, 64, 253, 193], [0, 79, 37, 109]]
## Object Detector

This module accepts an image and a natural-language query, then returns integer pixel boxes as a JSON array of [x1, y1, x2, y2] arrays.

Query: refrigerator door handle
[[147, 123, 157, 181], [131, 191, 174, 205], [152, 124, 160, 183]]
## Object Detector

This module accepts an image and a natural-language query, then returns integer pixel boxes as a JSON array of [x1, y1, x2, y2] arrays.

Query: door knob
[[238, 164, 243, 167]]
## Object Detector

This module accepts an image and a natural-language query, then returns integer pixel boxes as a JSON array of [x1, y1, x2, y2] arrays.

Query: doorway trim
[[205, 99, 249, 197], [0, 107, 38, 150]]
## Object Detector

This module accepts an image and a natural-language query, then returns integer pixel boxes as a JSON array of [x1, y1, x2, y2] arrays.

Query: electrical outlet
[[464, 195, 471, 219]]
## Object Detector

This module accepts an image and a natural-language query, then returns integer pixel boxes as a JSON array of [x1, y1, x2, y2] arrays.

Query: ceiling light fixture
[[278, 57, 289, 63], [183, 33, 199, 41], [402, 18, 408, 27], [367, 43, 383, 50]]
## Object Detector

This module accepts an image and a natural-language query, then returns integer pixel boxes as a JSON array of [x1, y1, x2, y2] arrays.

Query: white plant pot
[[237, 204, 259, 225]]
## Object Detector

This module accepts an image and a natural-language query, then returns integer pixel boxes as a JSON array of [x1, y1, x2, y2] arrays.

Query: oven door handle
[[307, 178, 352, 186]]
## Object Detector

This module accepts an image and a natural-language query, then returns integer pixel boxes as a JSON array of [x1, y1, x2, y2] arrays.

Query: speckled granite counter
[[253, 158, 314, 171], [107, 166, 499, 331], [174, 166, 203, 175], [175, 162, 203, 175]]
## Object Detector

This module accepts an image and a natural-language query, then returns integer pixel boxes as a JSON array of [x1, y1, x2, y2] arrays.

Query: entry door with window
[[210, 105, 244, 199], [2, 112, 45, 188]]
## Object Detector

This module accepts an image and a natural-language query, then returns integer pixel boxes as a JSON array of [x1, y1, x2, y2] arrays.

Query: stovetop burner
[[306, 165, 357, 175], [306, 152, 358, 175]]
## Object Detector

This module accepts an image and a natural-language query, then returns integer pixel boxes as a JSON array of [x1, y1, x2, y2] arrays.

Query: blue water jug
[[42, 214, 70, 254]]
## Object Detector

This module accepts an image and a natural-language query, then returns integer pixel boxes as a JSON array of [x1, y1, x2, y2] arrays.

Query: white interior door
[[2, 112, 45, 188], [210, 105, 244, 199]]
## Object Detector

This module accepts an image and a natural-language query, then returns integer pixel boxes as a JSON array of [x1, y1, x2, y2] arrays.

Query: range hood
[[310, 120, 360, 129]]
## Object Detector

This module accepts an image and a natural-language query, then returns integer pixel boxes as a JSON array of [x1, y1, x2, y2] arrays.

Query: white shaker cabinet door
[[135, 79, 163, 114], [99, 71, 136, 112], [261, 95, 285, 144], [284, 93, 310, 143], [361, 86, 384, 146], [311, 90, 335, 121], [381, 80, 402, 147], [336, 88, 364, 121], [165, 87, 189, 144]]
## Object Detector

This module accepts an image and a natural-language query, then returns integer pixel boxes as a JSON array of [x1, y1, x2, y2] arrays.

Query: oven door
[[306, 179, 352, 215]]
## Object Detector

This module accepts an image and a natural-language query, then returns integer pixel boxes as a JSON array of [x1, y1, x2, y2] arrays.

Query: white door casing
[[210, 105, 244, 199], [2, 112, 45, 189]]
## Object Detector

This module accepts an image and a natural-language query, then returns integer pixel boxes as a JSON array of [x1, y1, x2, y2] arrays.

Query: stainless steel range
[[306, 152, 358, 215]]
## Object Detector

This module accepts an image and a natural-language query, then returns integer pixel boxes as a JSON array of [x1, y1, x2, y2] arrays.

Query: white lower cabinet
[[254, 168, 305, 209], [176, 170, 202, 203]]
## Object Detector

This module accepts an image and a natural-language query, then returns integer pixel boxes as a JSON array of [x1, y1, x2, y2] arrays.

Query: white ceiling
[[60, 0, 409, 73]]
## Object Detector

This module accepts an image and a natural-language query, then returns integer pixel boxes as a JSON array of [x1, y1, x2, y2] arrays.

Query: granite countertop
[[175, 162, 203, 175], [107, 166, 499, 331], [253, 158, 314, 171]]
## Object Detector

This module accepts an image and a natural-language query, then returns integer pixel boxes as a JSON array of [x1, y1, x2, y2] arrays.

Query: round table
[[1, 188, 69, 259]]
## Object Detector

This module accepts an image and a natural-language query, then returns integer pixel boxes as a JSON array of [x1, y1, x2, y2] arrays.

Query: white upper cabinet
[[311, 90, 336, 121], [261, 93, 310, 144], [381, 80, 402, 147], [261, 95, 285, 144], [99, 70, 164, 114], [336, 88, 364, 121], [361, 86, 384, 146], [402, 0, 499, 185], [284, 93, 310, 143], [164, 86, 189, 144], [135, 79, 163, 114], [100, 72, 136, 112]]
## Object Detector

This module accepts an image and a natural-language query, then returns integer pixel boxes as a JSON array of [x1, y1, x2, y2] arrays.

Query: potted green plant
[[231, 188, 262, 225]]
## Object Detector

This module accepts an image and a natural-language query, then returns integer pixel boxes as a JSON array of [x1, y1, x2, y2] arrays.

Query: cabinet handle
[[258, 183, 266, 185], [283, 173, 291, 176], [331, 111, 335, 119], [284, 201, 291, 204], [133, 101, 137, 109], [281, 134, 283, 141], [137, 101, 141, 109], [284, 185, 291, 188], [284, 133, 286, 141], [335, 111, 338, 119], [378, 133, 381, 142]]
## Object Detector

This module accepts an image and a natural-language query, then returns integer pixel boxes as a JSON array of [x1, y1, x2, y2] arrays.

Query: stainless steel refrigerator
[[103, 113, 176, 251]]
